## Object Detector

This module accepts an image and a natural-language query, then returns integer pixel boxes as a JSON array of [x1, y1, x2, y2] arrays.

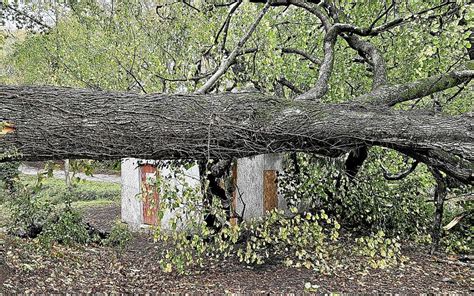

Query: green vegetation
[[0, 173, 120, 245], [0, 203, 10, 228], [104, 220, 133, 251], [150, 161, 470, 274], [38, 206, 90, 247], [21, 175, 120, 203]]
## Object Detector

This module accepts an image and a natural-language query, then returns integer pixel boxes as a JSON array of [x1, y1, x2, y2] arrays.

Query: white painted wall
[[121, 158, 143, 230]]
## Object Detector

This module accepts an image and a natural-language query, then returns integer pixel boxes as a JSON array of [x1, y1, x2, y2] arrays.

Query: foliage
[[6, 182, 53, 237], [441, 196, 473, 254], [279, 150, 435, 237], [279, 150, 472, 254], [354, 231, 406, 269], [104, 220, 133, 251], [0, 161, 20, 192], [3, 173, 117, 247], [152, 164, 339, 274], [38, 206, 90, 247], [152, 165, 419, 275], [153, 163, 223, 274], [236, 209, 339, 272], [155, 208, 339, 274], [3, 0, 471, 109]]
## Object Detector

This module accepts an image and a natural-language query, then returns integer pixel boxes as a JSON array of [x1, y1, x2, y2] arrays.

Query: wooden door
[[141, 164, 159, 225], [263, 170, 278, 213]]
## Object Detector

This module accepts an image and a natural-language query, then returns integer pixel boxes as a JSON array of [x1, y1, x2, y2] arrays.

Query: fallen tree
[[0, 0, 473, 187], [1, 74, 473, 184]]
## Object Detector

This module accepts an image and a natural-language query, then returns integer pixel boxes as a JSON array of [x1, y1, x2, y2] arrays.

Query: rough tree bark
[[430, 168, 447, 254], [1, 83, 472, 184], [1, 0, 473, 188]]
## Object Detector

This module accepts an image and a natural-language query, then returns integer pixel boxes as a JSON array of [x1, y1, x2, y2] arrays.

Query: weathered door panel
[[263, 170, 278, 213], [141, 164, 159, 225]]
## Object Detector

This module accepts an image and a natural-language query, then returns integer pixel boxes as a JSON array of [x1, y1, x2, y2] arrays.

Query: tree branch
[[276, 76, 303, 94], [342, 34, 387, 89], [280, 47, 322, 65], [382, 159, 419, 181], [1, 3, 52, 30], [295, 25, 338, 100], [399, 149, 472, 184], [288, 0, 330, 31], [250, 1, 329, 30], [213, 0, 243, 53], [195, 1, 271, 94], [330, 1, 455, 37], [360, 70, 474, 106]]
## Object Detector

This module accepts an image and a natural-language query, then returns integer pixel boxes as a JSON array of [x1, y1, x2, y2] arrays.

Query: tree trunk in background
[[430, 169, 447, 254], [64, 159, 71, 188], [1, 85, 473, 184]]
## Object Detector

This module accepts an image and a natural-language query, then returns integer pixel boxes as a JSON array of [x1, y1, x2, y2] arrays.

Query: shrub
[[39, 206, 90, 246], [6, 179, 91, 246], [279, 150, 435, 237], [0, 162, 20, 192], [7, 184, 52, 237], [104, 220, 133, 251]]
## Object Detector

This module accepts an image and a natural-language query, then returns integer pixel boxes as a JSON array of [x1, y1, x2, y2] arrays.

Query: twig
[[381, 160, 419, 180], [368, 1, 395, 31], [281, 47, 321, 65], [277, 76, 303, 94], [1, 3, 51, 30], [195, 1, 271, 94]]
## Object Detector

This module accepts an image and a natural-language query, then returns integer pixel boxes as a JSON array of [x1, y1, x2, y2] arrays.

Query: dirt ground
[[80, 203, 122, 233], [1, 204, 472, 293]]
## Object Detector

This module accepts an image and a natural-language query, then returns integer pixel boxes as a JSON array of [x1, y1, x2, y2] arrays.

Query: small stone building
[[234, 154, 288, 221], [121, 154, 287, 230]]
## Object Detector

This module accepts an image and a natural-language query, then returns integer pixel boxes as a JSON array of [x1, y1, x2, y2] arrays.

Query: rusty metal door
[[141, 164, 159, 225]]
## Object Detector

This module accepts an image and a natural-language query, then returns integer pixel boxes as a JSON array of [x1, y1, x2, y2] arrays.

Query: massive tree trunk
[[1, 85, 472, 184]]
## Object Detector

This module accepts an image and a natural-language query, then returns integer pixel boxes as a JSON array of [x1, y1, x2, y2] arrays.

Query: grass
[[0, 174, 121, 229], [20, 175, 121, 203]]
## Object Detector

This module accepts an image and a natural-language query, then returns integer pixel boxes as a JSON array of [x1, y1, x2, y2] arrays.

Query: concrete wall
[[121, 158, 143, 230]]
